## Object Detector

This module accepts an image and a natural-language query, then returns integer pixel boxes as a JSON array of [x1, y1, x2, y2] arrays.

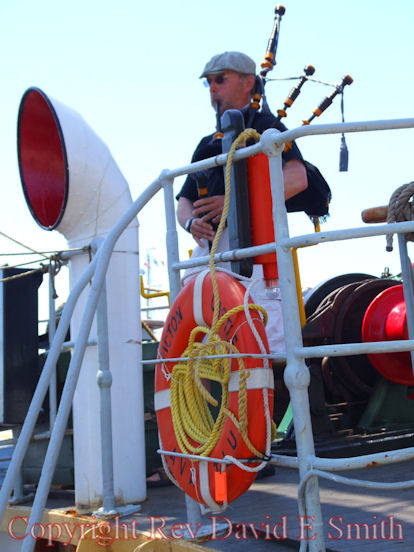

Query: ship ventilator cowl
[[17, 87, 146, 511]]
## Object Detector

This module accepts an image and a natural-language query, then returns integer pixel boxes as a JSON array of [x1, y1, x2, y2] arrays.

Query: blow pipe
[[275, 64, 315, 123], [284, 73, 353, 154], [247, 5, 285, 125], [213, 101, 223, 140], [260, 5, 286, 79], [302, 74, 353, 125]]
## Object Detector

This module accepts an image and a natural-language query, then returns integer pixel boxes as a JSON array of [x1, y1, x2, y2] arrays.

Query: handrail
[[0, 256, 97, 522], [140, 275, 170, 305], [285, 219, 414, 248], [1, 117, 413, 552], [172, 220, 414, 272], [158, 118, 414, 180], [19, 177, 166, 551], [0, 178, 163, 552]]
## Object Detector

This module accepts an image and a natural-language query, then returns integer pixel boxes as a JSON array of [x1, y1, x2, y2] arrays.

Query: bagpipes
[[242, 5, 354, 220], [193, 5, 354, 278]]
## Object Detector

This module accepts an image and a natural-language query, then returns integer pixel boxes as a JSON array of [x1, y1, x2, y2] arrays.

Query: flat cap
[[200, 51, 256, 78]]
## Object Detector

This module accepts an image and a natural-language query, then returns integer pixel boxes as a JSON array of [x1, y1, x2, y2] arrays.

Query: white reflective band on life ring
[[193, 270, 210, 327], [199, 460, 221, 511], [228, 367, 274, 392], [154, 367, 273, 412], [154, 388, 171, 413]]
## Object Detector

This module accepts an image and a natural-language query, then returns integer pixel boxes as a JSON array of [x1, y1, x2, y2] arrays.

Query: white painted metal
[[264, 133, 325, 551], [1, 115, 413, 552], [38, 94, 145, 510], [397, 233, 414, 374], [162, 175, 182, 302], [47, 265, 57, 430], [0, 254, 98, 547], [18, 176, 163, 552], [285, 219, 414, 248], [158, 116, 414, 551], [0, 272, 4, 423]]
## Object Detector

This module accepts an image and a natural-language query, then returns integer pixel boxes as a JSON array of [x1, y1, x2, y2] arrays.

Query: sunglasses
[[203, 74, 227, 87]]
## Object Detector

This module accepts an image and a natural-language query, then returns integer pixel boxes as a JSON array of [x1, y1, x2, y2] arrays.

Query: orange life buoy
[[154, 270, 274, 508]]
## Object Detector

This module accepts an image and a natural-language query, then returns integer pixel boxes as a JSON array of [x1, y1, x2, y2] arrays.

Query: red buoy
[[246, 153, 278, 286], [362, 285, 414, 386]]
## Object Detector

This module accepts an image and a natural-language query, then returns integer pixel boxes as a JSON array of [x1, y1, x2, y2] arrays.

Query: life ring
[[154, 270, 274, 508]]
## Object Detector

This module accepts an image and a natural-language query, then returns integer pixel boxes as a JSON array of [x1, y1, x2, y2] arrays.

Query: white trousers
[[182, 229, 286, 353]]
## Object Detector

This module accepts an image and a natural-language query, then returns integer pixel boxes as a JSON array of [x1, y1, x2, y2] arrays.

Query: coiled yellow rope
[[170, 129, 276, 459]]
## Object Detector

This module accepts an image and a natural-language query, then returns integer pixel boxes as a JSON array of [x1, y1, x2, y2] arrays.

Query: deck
[[137, 459, 414, 551], [1, 454, 412, 551]]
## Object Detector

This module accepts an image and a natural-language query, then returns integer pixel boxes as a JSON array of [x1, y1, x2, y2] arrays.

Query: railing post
[[397, 234, 414, 375], [48, 261, 57, 430], [91, 238, 117, 517], [162, 173, 206, 526], [0, 258, 97, 529], [9, 469, 34, 506], [262, 128, 326, 551], [162, 173, 182, 302]]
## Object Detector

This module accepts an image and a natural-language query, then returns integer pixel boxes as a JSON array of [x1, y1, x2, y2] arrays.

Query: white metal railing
[[164, 117, 414, 552], [261, 121, 414, 552], [0, 117, 412, 552]]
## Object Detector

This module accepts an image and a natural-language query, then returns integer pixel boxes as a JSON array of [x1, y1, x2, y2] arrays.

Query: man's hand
[[192, 195, 225, 225], [189, 217, 216, 247], [176, 195, 225, 247]]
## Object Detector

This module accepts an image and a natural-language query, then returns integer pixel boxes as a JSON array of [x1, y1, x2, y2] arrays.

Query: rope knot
[[386, 181, 414, 252]]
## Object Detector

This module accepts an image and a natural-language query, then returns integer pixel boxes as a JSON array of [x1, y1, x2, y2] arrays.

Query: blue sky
[[1, 0, 413, 306]]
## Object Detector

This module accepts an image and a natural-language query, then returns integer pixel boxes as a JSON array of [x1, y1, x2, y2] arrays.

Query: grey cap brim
[[200, 51, 256, 78]]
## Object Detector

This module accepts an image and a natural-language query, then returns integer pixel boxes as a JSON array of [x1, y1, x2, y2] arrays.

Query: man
[[176, 51, 308, 352], [177, 51, 308, 247]]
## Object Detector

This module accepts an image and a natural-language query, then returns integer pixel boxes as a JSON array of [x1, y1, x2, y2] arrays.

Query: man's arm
[[177, 159, 307, 245], [283, 159, 308, 200]]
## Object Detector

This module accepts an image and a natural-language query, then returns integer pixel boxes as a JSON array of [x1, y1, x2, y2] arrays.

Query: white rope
[[222, 279, 273, 473]]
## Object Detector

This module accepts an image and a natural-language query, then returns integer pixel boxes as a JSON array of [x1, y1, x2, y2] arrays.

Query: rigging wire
[[0, 230, 50, 261], [265, 75, 338, 87]]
